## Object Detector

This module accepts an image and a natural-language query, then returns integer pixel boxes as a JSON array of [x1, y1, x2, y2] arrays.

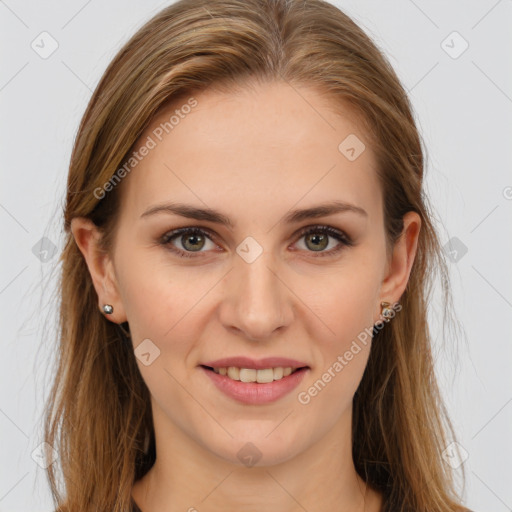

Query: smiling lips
[[200, 356, 310, 404]]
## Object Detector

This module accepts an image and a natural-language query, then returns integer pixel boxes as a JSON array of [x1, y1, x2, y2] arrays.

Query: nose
[[219, 250, 294, 341]]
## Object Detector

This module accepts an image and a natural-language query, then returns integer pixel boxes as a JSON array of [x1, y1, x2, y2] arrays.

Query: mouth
[[200, 365, 308, 383], [200, 363, 310, 404]]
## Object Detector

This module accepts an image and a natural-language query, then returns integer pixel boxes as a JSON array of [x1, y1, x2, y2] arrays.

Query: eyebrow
[[140, 200, 367, 228]]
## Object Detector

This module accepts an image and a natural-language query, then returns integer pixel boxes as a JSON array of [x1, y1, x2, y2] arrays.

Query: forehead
[[119, 81, 382, 225]]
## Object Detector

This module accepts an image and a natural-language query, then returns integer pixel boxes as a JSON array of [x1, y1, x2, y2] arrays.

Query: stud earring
[[380, 301, 395, 320], [102, 304, 114, 315]]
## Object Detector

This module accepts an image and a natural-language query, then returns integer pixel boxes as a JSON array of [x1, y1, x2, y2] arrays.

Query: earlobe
[[379, 211, 421, 306], [70, 217, 127, 323]]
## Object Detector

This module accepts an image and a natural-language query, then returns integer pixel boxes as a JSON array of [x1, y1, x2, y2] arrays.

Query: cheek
[[321, 280, 375, 329], [296, 251, 383, 404], [314, 282, 376, 386], [296, 274, 379, 415], [115, 254, 207, 413], [114, 244, 209, 338], [303, 258, 382, 345]]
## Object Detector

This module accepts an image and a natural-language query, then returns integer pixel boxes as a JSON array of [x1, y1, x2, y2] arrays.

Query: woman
[[43, 0, 472, 511]]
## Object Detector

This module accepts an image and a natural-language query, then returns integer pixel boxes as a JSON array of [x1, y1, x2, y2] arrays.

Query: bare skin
[[72, 80, 420, 512]]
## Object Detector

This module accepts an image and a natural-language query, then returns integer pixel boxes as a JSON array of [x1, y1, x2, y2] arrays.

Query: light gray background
[[1, 1, 511, 511]]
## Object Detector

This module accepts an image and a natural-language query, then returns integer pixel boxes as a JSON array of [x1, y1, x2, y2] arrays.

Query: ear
[[70, 217, 127, 324], [378, 211, 421, 311]]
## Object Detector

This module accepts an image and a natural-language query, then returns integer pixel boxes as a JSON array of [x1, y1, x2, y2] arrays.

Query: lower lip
[[200, 366, 309, 405]]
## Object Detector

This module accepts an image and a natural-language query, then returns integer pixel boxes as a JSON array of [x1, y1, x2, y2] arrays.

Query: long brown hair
[[44, 1, 470, 510]]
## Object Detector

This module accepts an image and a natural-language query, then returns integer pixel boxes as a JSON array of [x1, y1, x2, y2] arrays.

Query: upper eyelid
[[161, 226, 219, 244]]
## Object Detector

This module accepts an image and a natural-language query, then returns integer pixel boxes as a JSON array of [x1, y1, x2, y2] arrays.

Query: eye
[[160, 227, 218, 258], [292, 225, 353, 257], [159, 225, 353, 259]]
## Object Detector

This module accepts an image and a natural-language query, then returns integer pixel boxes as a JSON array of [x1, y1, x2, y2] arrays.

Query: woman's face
[[88, 81, 414, 466]]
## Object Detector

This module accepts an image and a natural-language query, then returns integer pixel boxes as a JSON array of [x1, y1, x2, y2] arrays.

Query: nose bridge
[[222, 245, 292, 340]]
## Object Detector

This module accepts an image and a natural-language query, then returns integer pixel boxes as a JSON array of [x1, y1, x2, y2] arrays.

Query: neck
[[132, 403, 382, 512]]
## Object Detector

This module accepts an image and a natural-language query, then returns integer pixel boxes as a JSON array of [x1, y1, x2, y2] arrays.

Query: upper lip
[[201, 356, 309, 369]]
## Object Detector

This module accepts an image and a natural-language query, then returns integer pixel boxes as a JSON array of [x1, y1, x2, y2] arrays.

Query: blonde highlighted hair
[[44, 1, 470, 511]]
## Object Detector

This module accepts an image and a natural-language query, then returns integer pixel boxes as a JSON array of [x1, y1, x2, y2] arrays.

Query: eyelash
[[159, 225, 354, 259]]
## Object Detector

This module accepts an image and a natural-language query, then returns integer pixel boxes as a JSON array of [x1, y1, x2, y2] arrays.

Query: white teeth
[[227, 366, 240, 380], [213, 366, 298, 382], [273, 367, 284, 380], [256, 368, 274, 383], [239, 368, 257, 382]]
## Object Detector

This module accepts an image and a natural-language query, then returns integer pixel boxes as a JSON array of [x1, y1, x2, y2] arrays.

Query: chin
[[199, 427, 309, 469]]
